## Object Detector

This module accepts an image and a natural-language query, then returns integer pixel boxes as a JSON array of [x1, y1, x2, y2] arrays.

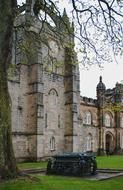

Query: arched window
[[104, 113, 111, 127], [50, 137, 55, 151], [83, 111, 92, 125], [86, 134, 93, 151], [120, 117, 123, 128], [49, 89, 58, 106], [121, 136, 123, 149]]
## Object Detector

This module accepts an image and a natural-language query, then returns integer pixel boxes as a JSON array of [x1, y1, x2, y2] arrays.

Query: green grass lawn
[[1, 155, 123, 190], [18, 155, 123, 170], [97, 155, 123, 169], [1, 175, 123, 190], [18, 162, 47, 170]]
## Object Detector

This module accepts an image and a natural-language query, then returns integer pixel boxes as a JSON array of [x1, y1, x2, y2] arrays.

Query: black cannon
[[47, 152, 97, 176]]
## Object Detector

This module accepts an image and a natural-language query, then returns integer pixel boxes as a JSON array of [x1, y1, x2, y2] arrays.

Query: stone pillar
[[36, 50, 45, 159], [96, 76, 106, 155], [64, 47, 80, 152]]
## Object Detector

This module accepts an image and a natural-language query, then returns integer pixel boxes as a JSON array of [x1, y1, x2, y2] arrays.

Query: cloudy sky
[[80, 61, 123, 98], [17, 0, 123, 99]]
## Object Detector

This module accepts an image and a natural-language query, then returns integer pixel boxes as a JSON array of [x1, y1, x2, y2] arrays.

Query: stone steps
[[21, 168, 123, 181]]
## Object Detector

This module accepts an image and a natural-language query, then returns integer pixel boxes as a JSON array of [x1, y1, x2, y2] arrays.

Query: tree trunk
[[0, 0, 17, 178]]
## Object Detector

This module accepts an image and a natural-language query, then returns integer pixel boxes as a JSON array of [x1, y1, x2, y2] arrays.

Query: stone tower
[[9, 1, 80, 161]]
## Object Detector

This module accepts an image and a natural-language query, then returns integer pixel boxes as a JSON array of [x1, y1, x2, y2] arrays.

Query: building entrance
[[106, 133, 114, 155]]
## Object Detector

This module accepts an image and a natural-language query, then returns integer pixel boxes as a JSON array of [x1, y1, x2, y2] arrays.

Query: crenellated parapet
[[80, 96, 97, 107]]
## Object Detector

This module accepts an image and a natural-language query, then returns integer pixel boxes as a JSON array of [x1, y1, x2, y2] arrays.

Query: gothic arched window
[[50, 136, 55, 151], [83, 111, 92, 125], [49, 89, 58, 106], [104, 113, 111, 127]]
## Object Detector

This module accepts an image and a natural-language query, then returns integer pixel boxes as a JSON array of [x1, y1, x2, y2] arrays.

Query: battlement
[[105, 89, 114, 96], [80, 96, 97, 106]]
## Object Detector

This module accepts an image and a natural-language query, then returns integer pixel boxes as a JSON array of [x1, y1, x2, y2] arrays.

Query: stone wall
[[9, 6, 123, 162], [79, 101, 99, 152], [37, 72, 65, 158]]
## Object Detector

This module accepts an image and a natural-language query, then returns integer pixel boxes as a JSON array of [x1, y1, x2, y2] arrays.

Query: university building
[[9, 1, 123, 161]]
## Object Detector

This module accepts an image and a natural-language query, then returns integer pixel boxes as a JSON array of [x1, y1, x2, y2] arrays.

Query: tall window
[[121, 136, 123, 149], [58, 115, 60, 128], [120, 117, 123, 128], [49, 89, 58, 106], [45, 113, 47, 128], [37, 105, 43, 118], [83, 111, 92, 125], [50, 137, 55, 151], [104, 113, 111, 127], [86, 134, 93, 151]]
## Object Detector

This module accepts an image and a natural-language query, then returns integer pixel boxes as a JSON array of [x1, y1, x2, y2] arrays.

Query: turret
[[61, 8, 74, 36], [62, 8, 70, 27], [97, 76, 106, 91], [26, 0, 36, 15], [96, 76, 106, 107]]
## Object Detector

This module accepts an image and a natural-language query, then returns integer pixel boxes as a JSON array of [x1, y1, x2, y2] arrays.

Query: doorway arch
[[105, 133, 114, 155]]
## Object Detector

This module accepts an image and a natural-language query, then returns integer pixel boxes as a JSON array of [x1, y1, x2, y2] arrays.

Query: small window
[[58, 115, 60, 128], [121, 136, 123, 149], [50, 137, 55, 151], [104, 113, 111, 127], [83, 111, 92, 125], [120, 117, 123, 128], [37, 105, 43, 118], [38, 93, 43, 105], [45, 113, 47, 128]]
